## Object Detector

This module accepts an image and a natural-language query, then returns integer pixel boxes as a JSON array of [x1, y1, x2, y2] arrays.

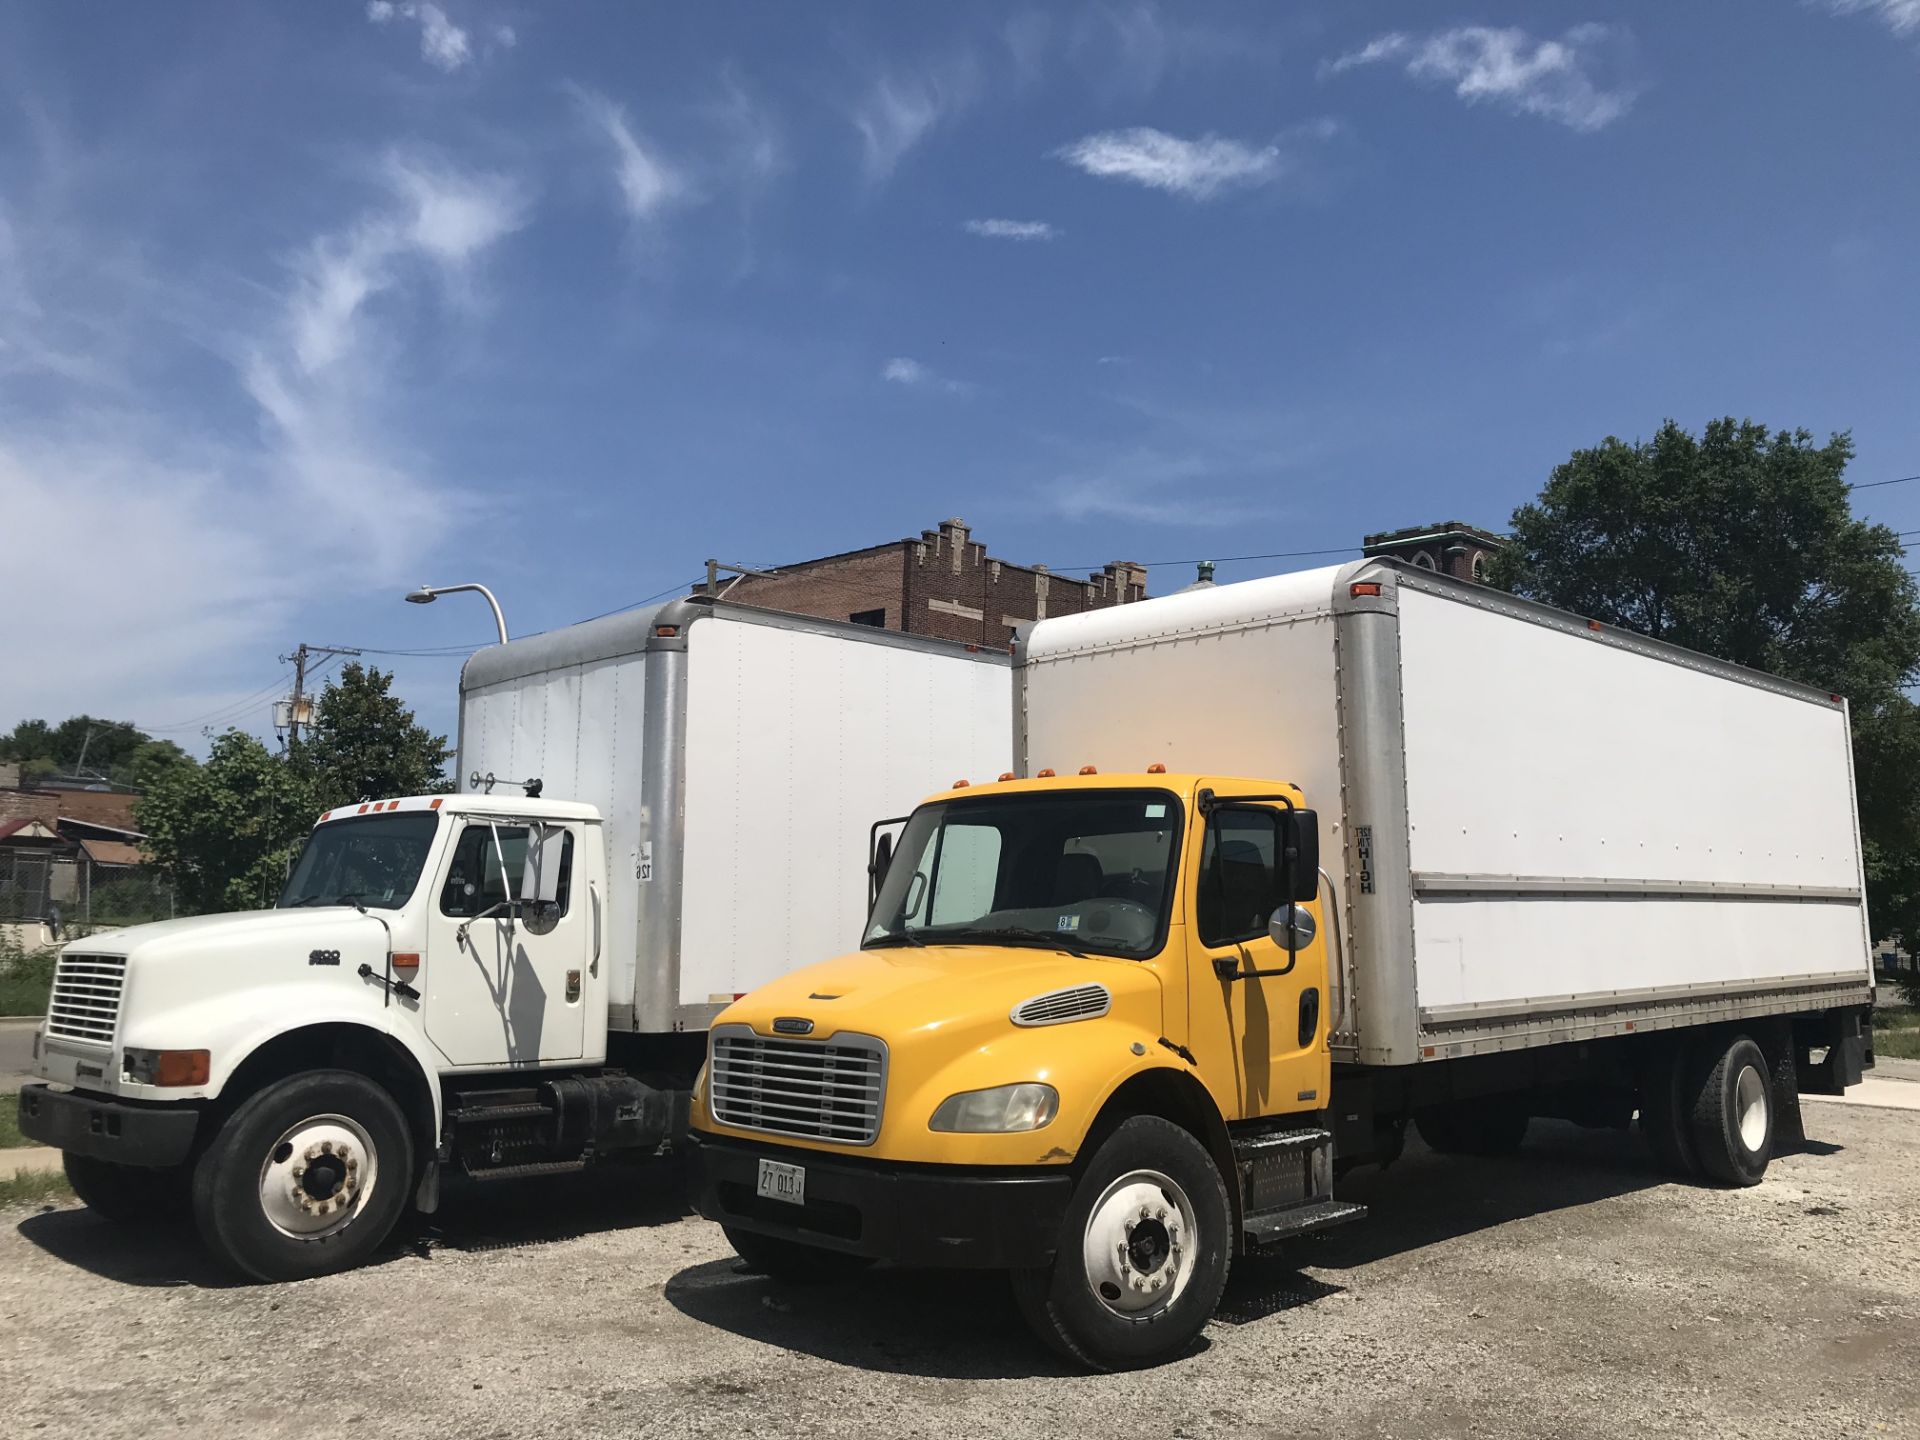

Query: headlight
[[929, 1083, 1059, 1133]]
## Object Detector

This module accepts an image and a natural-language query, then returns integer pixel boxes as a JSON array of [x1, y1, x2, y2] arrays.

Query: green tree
[[296, 662, 452, 809], [1492, 417, 1920, 941], [136, 731, 318, 915], [0, 716, 197, 789]]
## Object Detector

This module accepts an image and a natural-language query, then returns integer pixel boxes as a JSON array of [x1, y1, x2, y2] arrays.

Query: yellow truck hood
[[698, 943, 1169, 1165]]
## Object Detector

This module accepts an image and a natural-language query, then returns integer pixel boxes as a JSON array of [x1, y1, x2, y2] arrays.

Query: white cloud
[[570, 87, 686, 223], [882, 356, 971, 394], [1056, 126, 1333, 200], [849, 59, 978, 180], [1825, 0, 1920, 35], [366, 1, 492, 73], [1324, 24, 1637, 132], [0, 145, 528, 732], [964, 218, 1057, 241]]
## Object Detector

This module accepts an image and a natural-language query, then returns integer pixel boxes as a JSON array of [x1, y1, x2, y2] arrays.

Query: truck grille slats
[[709, 1027, 887, 1146], [45, 954, 126, 1044]]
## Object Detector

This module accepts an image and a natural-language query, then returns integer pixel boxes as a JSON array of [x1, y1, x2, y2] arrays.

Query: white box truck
[[18, 598, 1012, 1279], [686, 560, 1874, 1368]]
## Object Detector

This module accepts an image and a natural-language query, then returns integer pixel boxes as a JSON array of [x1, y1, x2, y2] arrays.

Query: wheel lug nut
[[306, 1144, 320, 1161], [321, 1140, 334, 1155], [1138, 1206, 1151, 1220], [346, 1158, 358, 1171], [1156, 1206, 1168, 1221]]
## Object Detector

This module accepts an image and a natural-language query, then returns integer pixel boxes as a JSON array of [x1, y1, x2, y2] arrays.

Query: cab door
[[424, 820, 587, 1069], [1182, 784, 1331, 1122]]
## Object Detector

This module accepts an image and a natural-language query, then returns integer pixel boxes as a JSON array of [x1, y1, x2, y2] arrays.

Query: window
[[1413, 551, 1437, 571], [279, 813, 440, 911], [1196, 809, 1280, 947], [849, 608, 886, 627], [1471, 553, 1487, 582], [866, 790, 1181, 959], [440, 824, 574, 920]]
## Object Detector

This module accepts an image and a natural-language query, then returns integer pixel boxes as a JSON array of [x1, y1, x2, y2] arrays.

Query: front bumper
[[688, 1132, 1074, 1269], [17, 1084, 201, 1167]]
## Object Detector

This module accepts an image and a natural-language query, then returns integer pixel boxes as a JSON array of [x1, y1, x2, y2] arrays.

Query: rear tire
[[1010, 1115, 1231, 1371], [722, 1225, 874, 1282], [192, 1069, 414, 1282], [1688, 1034, 1773, 1187], [64, 1154, 192, 1225], [1414, 1098, 1530, 1157]]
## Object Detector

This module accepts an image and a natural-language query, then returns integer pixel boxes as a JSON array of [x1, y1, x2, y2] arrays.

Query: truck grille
[[46, 953, 127, 1045], [708, 1026, 887, 1146]]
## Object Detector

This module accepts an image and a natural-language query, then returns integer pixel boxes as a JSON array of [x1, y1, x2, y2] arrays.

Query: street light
[[405, 582, 509, 645]]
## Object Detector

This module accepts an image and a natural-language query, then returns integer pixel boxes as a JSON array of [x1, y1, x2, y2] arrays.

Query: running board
[[1242, 1198, 1367, 1250], [461, 1158, 589, 1184]]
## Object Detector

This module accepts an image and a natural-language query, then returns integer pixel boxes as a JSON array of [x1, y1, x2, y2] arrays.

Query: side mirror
[[519, 825, 565, 906], [867, 819, 904, 907], [1268, 902, 1318, 954], [1278, 809, 1319, 903]]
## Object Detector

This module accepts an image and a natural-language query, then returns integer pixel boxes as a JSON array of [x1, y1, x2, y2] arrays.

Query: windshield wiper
[[864, 931, 927, 948], [925, 925, 1090, 957], [282, 893, 363, 909]]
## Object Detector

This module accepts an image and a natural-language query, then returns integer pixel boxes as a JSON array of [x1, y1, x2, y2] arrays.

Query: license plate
[[756, 1158, 806, 1206]]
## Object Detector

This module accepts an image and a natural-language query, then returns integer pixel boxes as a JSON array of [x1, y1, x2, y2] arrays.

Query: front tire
[[191, 1069, 414, 1282], [722, 1225, 874, 1282], [1011, 1115, 1231, 1371], [64, 1154, 192, 1225]]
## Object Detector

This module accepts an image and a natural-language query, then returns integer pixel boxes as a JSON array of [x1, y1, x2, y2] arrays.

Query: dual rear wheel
[[1641, 1031, 1776, 1186]]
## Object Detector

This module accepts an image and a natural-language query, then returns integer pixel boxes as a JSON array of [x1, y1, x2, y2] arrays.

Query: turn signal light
[[156, 1050, 211, 1088], [391, 952, 421, 973]]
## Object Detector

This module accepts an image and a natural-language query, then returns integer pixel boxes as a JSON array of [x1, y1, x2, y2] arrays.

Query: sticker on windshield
[[1144, 803, 1166, 818], [1056, 914, 1082, 932]]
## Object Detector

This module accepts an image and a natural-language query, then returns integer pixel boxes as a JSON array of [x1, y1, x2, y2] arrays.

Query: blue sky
[[4, 1, 1919, 751]]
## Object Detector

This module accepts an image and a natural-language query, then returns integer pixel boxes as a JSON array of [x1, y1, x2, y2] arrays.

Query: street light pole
[[404, 583, 509, 645]]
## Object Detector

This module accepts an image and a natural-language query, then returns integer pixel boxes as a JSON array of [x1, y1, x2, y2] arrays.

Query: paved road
[[0, 1019, 37, 1090]]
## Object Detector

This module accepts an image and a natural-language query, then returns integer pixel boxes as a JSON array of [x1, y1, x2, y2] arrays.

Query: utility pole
[[277, 644, 362, 746]]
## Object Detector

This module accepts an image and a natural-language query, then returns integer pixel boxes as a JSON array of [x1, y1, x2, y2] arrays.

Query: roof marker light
[[1147, 763, 1166, 774], [430, 798, 443, 810], [1036, 768, 1056, 778], [1588, 619, 1604, 632], [1350, 582, 1383, 598], [998, 772, 1016, 782], [357, 804, 369, 814], [953, 779, 971, 788], [1079, 765, 1098, 775], [655, 625, 679, 638]]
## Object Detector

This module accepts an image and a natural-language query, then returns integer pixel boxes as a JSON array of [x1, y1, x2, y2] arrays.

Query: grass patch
[[0, 975, 49, 1016], [1872, 1004, 1920, 1061], [0, 1094, 26, 1149], [0, 1168, 71, 1208]]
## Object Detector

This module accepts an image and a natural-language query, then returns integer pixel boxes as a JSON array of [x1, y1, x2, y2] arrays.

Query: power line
[[138, 671, 294, 734], [1851, 473, 1920, 492]]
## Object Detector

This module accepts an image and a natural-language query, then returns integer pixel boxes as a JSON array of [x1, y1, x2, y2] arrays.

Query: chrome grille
[[708, 1026, 886, 1146], [46, 954, 127, 1045]]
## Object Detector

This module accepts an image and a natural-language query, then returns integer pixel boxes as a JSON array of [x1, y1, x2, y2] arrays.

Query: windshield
[[278, 813, 441, 911], [865, 789, 1182, 959]]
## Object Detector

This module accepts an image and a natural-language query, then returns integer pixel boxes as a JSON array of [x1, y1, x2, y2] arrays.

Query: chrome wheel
[[1080, 1168, 1198, 1320], [257, 1113, 378, 1241], [1735, 1063, 1769, 1153]]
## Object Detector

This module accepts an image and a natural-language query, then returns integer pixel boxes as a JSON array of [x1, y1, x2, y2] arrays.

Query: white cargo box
[[1018, 560, 1874, 1066], [461, 600, 1012, 1033]]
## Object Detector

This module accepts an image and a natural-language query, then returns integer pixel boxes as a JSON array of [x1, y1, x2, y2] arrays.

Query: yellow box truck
[[686, 560, 1875, 1369]]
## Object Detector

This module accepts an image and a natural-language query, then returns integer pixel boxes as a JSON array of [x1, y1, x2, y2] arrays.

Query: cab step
[[1231, 1126, 1332, 1160], [449, 1102, 553, 1124], [1242, 1198, 1368, 1250], [462, 1158, 589, 1183]]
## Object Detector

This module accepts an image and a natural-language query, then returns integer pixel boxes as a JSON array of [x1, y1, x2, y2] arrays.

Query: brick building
[[1362, 521, 1506, 582], [705, 518, 1149, 647]]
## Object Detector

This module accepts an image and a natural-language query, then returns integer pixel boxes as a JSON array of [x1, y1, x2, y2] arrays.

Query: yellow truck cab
[[687, 770, 1354, 1369]]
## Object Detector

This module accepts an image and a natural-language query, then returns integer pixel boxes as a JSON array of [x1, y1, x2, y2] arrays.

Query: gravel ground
[[2, 1106, 1917, 1440]]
